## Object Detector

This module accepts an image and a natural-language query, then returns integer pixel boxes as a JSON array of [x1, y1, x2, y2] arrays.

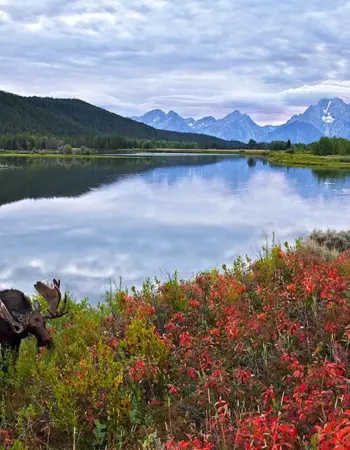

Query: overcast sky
[[1, 0, 350, 124]]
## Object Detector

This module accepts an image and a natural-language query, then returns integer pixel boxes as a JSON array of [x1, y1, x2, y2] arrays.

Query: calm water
[[0, 154, 349, 303]]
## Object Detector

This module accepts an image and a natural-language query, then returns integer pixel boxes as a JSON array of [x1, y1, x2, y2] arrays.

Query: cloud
[[1, 0, 350, 124]]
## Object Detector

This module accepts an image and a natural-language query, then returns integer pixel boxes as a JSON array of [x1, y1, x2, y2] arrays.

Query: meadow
[[1, 236, 350, 449]]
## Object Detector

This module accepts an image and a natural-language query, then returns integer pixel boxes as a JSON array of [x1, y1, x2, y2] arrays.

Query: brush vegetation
[[1, 239, 350, 449]]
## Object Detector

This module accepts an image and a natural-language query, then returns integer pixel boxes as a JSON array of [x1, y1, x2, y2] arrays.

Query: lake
[[0, 154, 349, 303]]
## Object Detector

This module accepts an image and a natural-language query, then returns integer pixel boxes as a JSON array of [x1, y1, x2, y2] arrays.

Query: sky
[[1, 0, 350, 125]]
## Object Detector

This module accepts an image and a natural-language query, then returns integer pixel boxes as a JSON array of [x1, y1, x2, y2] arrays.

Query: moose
[[0, 279, 67, 367]]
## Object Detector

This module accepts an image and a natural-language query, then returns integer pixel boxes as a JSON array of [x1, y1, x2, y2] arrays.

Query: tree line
[[247, 139, 292, 151], [3, 133, 348, 155], [0, 133, 231, 153], [295, 137, 350, 156], [0, 133, 296, 153], [249, 136, 350, 155]]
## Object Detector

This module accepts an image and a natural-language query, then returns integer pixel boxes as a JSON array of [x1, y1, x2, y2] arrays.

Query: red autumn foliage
[[2, 243, 349, 449], [156, 246, 350, 448]]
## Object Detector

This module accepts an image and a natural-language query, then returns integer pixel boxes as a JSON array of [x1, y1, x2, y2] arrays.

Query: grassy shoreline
[[268, 151, 350, 169]]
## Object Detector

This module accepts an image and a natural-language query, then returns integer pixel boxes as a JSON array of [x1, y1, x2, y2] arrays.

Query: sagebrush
[[309, 229, 350, 253]]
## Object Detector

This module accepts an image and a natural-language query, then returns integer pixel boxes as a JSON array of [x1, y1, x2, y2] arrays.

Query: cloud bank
[[1, 0, 350, 123]]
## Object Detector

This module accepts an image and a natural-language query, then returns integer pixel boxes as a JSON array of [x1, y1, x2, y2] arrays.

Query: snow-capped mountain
[[213, 110, 264, 142], [132, 109, 272, 142], [131, 109, 166, 127], [286, 98, 350, 139], [266, 122, 322, 144], [131, 98, 350, 143], [130, 109, 192, 133], [185, 117, 196, 128], [193, 116, 217, 133]]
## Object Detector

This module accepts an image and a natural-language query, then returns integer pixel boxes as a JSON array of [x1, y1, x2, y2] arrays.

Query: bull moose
[[0, 279, 67, 368]]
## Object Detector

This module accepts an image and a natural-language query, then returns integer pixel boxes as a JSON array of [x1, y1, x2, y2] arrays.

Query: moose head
[[0, 279, 67, 355]]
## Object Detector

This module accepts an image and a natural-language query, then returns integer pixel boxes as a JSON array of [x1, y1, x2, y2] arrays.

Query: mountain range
[[0, 91, 233, 148], [3, 90, 349, 146], [131, 98, 350, 144]]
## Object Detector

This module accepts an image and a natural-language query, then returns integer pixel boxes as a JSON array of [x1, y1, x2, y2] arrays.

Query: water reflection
[[311, 168, 350, 182], [0, 155, 222, 206], [247, 157, 257, 167], [0, 155, 349, 302]]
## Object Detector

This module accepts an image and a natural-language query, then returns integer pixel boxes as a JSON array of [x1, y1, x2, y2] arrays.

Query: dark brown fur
[[0, 281, 66, 369]]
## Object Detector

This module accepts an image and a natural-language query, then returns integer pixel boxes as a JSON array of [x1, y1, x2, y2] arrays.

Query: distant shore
[[0, 152, 130, 159], [0, 148, 269, 158], [1, 149, 350, 169], [132, 148, 269, 155]]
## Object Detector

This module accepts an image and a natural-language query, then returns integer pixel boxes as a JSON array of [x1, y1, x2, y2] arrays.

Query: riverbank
[[2, 149, 350, 175], [0, 148, 269, 159], [268, 151, 350, 168], [1, 240, 350, 449], [0, 152, 131, 159], [134, 148, 269, 155]]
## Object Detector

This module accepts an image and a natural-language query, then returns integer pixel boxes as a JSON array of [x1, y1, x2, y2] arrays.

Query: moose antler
[[34, 279, 67, 319], [0, 298, 27, 334]]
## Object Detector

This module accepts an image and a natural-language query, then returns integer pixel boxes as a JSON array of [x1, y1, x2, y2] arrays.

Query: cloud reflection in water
[[0, 160, 349, 302]]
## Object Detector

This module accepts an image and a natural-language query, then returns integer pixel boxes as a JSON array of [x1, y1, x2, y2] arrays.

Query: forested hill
[[0, 90, 236, 147]]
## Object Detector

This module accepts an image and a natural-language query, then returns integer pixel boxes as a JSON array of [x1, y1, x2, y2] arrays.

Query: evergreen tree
[[248, 139, 257, 149]]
